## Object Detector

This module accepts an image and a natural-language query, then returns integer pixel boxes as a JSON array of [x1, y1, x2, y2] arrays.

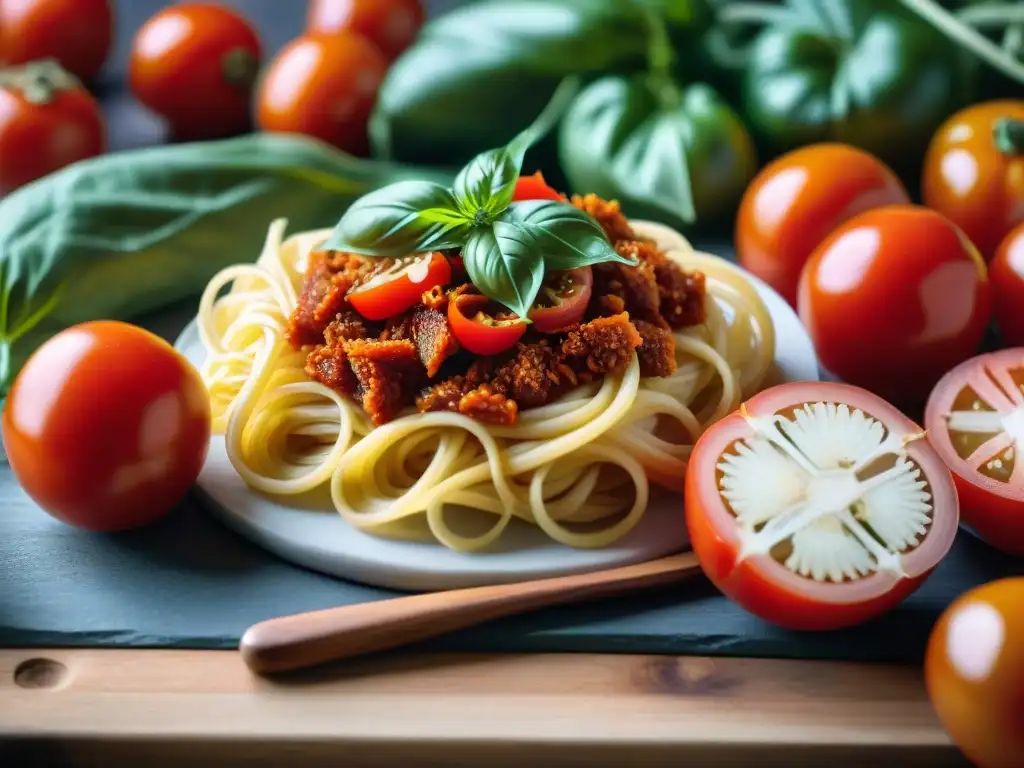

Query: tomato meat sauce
[[686, 381, 959, 631]]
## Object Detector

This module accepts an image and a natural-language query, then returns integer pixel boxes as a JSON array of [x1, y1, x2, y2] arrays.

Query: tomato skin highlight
[[307, 0, 424, 61], [0, 0, 113, 82], [798, 205, 991, 407], [130, 3, 262, 140], [2, 321, 212, 532], [512, 172, 564, 202], [347, 252, 451, 321], [990, 222, 1024, 348], [736, 143, 909, 307], [925, 578, 1024, 768], [448, 294, 527, 356]]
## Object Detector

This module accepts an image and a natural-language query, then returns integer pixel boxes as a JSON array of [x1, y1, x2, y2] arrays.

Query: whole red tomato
[[307, 0, 424, 60], [922, 100, 1024, 261], [0, 0, 113, 82], [256, 32, 388, 156], [130, 3, 261, 140], [990, 221, 1024, 347], [2, 321, 211, 532], [736, 143, 910, 307], [925, 578, 1024, 768], [798, 205, 991, 407], [0, 60, 105, 194]]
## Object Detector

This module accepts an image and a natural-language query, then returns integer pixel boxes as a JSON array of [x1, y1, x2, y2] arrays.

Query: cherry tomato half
[[307, 0, 424, 61], [686, 381, 959, 631], [798, 205, 991, 407], [256, 32, 388, 157], [2, 321, 211, 532], [0, 0, 113, 82], [990, 222, 1024, 347], [737, 144, 910, 307], [513, 171, 564, 202], [924, 349, 1024, 556], [922, 100, 1024, 261], [925, 577, 1024, 768], [0, 60, 105, 194], [130, 3, 261, 140], [347, 251, 451, 321], [529, 267, 593, 333], [448, 293, 527, 356]]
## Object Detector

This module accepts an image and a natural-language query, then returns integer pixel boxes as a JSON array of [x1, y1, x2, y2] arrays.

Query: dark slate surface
[[1, 0, 1022, 660]]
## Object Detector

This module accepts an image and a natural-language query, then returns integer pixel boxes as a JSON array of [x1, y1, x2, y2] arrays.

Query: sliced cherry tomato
[[307, 0, 424, 61], [256, 32, 388, 157], [0, 0, 113, 82], [529, 267, 593, 333], [922, 100, 1024, 261], [924, 349, 1024, 556], [990, 222, 1024, 347], [685, 381, 959, 631], [1, 321, 211, 532], [925, 577, 1024, 768], [448, 293, 527, 356], [347, 251, 451, 321], [130, 3, 261, 140], [736, 143, 910, 307], [512, 171, 564, 202], [798, 205, 991, 407], [0, 60, 105, 194]]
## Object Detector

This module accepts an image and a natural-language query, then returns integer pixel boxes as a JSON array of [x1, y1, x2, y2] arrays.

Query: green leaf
[[462, 226, 545, 318], [500, 200, 634, 271], [322, 180, 471, 256]]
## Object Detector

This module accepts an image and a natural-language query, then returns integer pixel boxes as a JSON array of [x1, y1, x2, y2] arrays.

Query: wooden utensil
[[240, 551, 703, 675]]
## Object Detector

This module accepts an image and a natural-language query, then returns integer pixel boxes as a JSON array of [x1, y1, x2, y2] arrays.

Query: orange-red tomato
[[798, 205, 991, 407], [0, 0, 113, 82], [129, 3, 261, 140], [448, 293, 527, 356], [2, 321, 211, 532], [925, 578, 1024, 768], [686, 381, 959, 631], [529, 267, 593, 334], [990, 222, 1024, 347], [736, 143, 909, 307], [307, 0, 424, 61], [347, 251, 451, 321], [0, 60, 105, 194], [256, 32, 388, 156], [925, 349, 1024, 557], [922, 100, 1024, 261], [513, 172, 564, 203]]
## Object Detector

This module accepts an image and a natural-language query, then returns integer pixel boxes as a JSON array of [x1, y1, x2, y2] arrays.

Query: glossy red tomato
[[925, 349, 1024, 556], [513, 172, 564, 203], [990, 222, 1024, 347], [2, 321, 211, 532], [686, 381, 959, 631], [448, 293, 527, 355], [529, 267, 592, 333], [798, 205, 991, 407], [347, 252, 451, 321], [130, 3, 261, 140], [0, 60, 105, 194], [925, 578, 1024, 768], [0, 0, 113, 82], [922, 100, 1024, 261], [256, 32, 388, 156], [307, 0, 424, 61], [736, 143, 910, 307]]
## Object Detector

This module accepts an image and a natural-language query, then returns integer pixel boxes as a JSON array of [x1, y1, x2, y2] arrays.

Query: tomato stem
[[994, 118, 1024, 156], [0, 59, 81, 105], [221, 47, 259, 89]]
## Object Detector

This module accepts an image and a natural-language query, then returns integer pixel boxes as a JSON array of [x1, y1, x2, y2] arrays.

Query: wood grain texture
[[241, 553, 702, 674], [0, 649, 966, 767]]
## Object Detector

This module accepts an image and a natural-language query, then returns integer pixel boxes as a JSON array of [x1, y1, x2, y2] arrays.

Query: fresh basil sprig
[[324, 77, 636, 318]]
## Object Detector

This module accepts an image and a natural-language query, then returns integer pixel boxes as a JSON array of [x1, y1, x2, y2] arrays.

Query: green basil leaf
[[462, 226, 545, 319], [501, 200, 634, 271], [323, 180, 471, 256]]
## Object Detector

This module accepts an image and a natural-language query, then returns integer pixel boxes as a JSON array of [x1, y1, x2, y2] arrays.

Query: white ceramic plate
[[176, 259, 819, 591]]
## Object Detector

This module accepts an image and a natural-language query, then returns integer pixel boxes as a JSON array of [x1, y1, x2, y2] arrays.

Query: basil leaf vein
[[501, 200, 635, 271], [453, 147, 521, 218], [462, 226, 545, 319]]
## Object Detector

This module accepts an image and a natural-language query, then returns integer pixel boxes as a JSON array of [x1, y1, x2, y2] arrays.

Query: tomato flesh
[[685, 381, 959, 631], [448, 293, 527, 356], [512, 172, 563, 202], [347, 251, 451, 321], [924, 349, 1024, 556], [991, 222, 1024, 348], [529, 267, 593, 333], [2, 321, 212, 532]]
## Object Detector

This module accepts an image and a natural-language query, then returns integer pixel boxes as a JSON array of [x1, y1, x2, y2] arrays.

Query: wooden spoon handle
[[241, 552, 702, 674]]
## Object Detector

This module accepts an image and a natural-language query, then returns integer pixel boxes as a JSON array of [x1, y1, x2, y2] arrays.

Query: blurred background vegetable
[[307, 0, 424, 61], [0, 0, 113, 82]]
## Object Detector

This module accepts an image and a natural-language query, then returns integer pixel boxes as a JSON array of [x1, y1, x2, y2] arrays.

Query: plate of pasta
[[178, 173, 818, 590]]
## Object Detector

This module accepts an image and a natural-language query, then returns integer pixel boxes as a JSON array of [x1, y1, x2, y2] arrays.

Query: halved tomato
[[347, 251, 451, 321], [686, 381, 959, 631], [529, 267, 592, 333], [924, 349, 1024, 556], [448, 292, 527, 356]]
